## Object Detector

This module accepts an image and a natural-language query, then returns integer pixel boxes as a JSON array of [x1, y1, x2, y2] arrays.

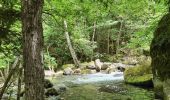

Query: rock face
[[150, 13, 170, 100], [151, 13, 170, 80], [94, 59, 103, 72]]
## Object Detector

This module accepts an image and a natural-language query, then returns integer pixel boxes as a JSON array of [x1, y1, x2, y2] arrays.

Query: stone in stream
[[86, 65, 96, 70], [98, 85, 127, 94], [101, 62, 111, 70], [73, 68, 81, 75], [106, 65, 117, 74], [94, 59, 103, 72], [54, 84, 68, 93], [44, 79, 53, 89], [84, 61, 96, 70], [63, 67, 74, 75], [112, 63, 126, 72], [45, 88, 59, 97]]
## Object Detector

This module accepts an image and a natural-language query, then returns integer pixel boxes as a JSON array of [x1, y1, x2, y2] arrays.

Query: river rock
[[73, 68, 81, 74], [44, 79, 53, 89], [63, 67, 73, 75], [45, 70, 56, 77], [101, 62, 111, 70], [94, 59, 103, 72], [98, 85, 127, 94], [86, 65, 96, 69], [55, 71, 64, 76], [45, 88, 59, 97], [82, 61, 96, 69], [45, 96, 63, 100], [54, 84, 68, 93], [90, 70, 97, 74], [113, 63, 126, 72], [106, 65, 117, 74]]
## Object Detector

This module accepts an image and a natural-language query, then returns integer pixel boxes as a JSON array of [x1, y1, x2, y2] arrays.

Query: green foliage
[[44, 53, 57, 70], [0, 53, 15, 69], [0, 0, 169, 69]]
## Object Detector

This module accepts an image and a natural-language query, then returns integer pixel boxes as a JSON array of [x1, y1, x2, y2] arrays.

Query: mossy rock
[[80, 61, 95, 69], [150, 13, 170, 80], [124, 74, 153, 87], [81, 69, 93, 74], [163, 79, 170, 100], [124, 61, 153, 88], [62, 64, 75, 69], [44, 79, 53, 89], [153, 78, 164, 99]]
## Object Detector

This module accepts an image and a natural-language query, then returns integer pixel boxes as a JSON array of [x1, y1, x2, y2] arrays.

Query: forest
[[0, 0, 170, 100]]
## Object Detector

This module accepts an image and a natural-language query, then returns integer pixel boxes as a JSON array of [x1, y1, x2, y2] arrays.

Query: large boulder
[[94, 59, 103, 72], [150, 13, 170, 99], [123, 60, 153, 88], [163, 79, 170, 100]]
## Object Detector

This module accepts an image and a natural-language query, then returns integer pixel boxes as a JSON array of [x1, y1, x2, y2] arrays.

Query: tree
[[21, 0, 44, 100], [64, 20, 80, 67]]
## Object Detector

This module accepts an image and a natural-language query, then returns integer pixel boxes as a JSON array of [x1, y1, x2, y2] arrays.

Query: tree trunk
[[64, 20, 80, 67], [21, 0, 44, 100], [91, 21, 96, 60], [116, 21, 123, 55], [107, 29, 110, 54], [17, 64, 23, 100], [0, 56, 20, 100]]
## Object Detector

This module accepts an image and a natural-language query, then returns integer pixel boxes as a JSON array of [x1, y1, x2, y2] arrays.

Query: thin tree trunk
[[91, 21, 96, 60], [0, 70, 5, 81], [116, 21, 123, 55], [64, 20, 80, 67], [17, 64, 23, 100], [0, 56, 20, 100], [21, 0, 44, 100], [107, 29, 110, 54]]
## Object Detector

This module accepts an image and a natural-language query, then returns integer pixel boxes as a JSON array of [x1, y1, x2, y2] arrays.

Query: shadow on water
[[50, 72, 154, 100]]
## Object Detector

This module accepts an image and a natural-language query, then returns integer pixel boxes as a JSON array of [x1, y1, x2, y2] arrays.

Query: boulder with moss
[[150, 13, 170, 100], [123, 60, 153, 88]]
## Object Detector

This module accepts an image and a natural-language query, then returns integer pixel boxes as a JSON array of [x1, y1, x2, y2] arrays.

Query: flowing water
[[49, 72, 154, 100]]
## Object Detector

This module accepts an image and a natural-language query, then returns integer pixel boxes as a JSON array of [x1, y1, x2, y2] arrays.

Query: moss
[[124, 60, 153, 87], [62, 64, 75, 69], [151, 13, 170, 80], [81, 69, 91, 74], [153, 78, 164, 99], [163, 80, 170, 100], [80, 61, 94, 69]]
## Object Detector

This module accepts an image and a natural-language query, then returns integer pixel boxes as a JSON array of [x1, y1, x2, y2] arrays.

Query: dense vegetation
[[0, 0, 168, 69]]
